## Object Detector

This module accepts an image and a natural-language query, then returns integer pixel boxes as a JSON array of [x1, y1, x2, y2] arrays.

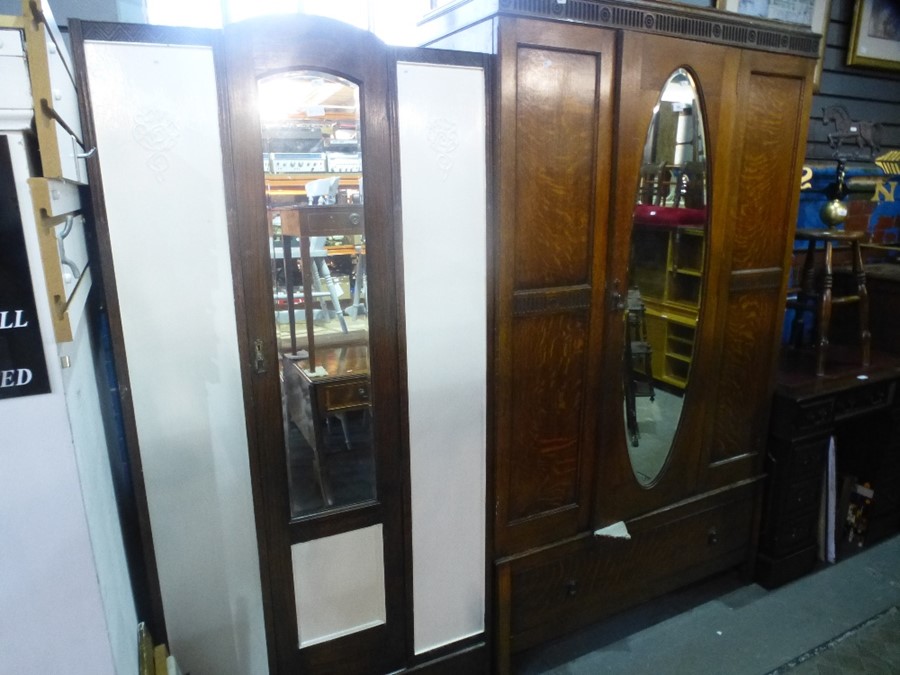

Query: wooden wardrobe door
[[700, 48, 815, 491], [493, 18, 616, 557], [225, 16, 408, 674], [594, 32, 735, 525]]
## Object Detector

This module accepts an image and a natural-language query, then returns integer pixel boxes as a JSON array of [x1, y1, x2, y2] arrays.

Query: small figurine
[[822, 105, 882, 158], [845, 482, 874, 547]]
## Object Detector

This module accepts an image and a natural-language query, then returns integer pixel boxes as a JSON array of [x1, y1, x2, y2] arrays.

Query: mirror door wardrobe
[[74, 13, 491, 674], [225, 16, 406, 674]]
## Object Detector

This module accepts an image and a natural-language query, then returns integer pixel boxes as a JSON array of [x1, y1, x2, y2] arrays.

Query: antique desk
[[283, 343, 370, 505], [756, 349, 900, 587]]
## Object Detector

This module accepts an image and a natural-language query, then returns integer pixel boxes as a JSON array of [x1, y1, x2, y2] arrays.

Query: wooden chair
[[788, 229, 871, 376]]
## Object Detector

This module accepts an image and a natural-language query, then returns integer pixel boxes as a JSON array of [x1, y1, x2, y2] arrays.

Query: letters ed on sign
[[1, 136, 51, 400]]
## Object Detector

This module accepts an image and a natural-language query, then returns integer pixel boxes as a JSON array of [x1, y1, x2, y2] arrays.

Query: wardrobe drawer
[[504, 489, 755, 650]]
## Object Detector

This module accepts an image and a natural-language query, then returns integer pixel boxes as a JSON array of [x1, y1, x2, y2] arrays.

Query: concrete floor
[[515, 535, 900, 674]]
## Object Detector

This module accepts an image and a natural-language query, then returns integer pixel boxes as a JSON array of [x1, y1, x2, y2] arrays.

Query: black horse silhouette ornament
[[823, 105, 882, 158]]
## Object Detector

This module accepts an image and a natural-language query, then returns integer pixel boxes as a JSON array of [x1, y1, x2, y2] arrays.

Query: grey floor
[[515, 535, 900, 674], [627, 388, 683, 484]]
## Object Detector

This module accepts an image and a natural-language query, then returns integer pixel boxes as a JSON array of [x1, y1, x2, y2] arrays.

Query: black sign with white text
[[0, 135, 51, 399]]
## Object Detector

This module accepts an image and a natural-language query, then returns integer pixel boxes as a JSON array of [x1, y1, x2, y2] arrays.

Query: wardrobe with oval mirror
[[420, 5, 817, 670]]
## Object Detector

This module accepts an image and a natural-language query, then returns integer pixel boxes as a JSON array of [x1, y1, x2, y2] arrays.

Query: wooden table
[[283, 344, 370, 505]]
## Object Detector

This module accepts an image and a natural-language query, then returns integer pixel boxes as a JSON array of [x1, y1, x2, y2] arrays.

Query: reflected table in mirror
[[283, 342, 373, 514]]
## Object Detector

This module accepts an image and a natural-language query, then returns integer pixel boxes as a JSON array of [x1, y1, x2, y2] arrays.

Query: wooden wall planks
[[807, 0, 900, 162]]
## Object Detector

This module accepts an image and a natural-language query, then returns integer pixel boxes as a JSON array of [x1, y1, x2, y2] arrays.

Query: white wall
[[0, 130, 133, 674]]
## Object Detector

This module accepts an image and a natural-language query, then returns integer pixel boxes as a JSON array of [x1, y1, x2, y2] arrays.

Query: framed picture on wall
[[848, 0, 900, 71], [718, 1, 831, 89]]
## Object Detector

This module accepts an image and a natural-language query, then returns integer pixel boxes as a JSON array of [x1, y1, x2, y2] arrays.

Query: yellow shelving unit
[[632, 223, 705, 389]]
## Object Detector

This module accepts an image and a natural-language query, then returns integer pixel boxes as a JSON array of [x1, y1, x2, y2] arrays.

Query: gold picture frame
[[847, 0, 900, 71], [718, 0, 832, 90]]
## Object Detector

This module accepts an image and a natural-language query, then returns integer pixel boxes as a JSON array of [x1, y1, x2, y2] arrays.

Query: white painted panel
[[83, 41, 266, 675], [0, 55, 32, 110], [61, 314, 139, 675], [29, 176, 81, 216], [292, 524, 386, 648], [426, 20, 494, 53], [397, 62, 487, 654], [54, 122, 86, 183], [0, 29, 25, 56]]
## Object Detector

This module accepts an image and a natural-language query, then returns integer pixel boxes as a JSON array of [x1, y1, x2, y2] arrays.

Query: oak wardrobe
[[420, 0, 817, 669]]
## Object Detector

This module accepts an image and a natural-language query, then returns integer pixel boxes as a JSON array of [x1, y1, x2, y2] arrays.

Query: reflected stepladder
[[258, 71, 375, 518], [624, 68, 708, 486]]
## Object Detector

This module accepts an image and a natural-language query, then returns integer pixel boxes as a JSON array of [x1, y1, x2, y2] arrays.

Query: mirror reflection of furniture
[[258, 67, 376, 520], [281, 204, 370, 507], [624, 288, 654, 448], [624, 67, 708, 486], [638, 162, 668, 205], [296, 205, 365, 369]]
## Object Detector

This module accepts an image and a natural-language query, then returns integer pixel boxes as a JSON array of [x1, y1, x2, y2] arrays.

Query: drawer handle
[[708, 527, 719, 546], [566, 580, 578, 597], [358, 387, 369, 399]]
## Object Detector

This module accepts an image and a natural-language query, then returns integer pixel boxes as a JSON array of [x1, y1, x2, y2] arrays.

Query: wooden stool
[[789, 229, 870, 376]]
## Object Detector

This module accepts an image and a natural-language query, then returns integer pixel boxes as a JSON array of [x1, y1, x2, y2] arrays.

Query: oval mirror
[[258, 71, 375, 518], [623, 68, 708, 486]]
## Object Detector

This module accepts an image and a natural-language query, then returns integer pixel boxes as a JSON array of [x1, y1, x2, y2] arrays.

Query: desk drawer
[[769, 511, 818, 556], [776, 475, 821, 519], [504, 488, 755, 651], [299, 205, 364, 235], [322, 379, 370, 412], [790, 438, 827, 480]]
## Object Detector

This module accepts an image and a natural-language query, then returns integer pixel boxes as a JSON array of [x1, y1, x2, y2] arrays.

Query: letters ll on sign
[[1, 136, 51, 399]]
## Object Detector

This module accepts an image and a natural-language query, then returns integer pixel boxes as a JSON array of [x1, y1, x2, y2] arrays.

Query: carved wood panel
[[730, 71, 805, 271], [494, 19, 615, 557], [710, 288, 781, 463], [507, 312, 589, 522], [514, 47, 599, 290]]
